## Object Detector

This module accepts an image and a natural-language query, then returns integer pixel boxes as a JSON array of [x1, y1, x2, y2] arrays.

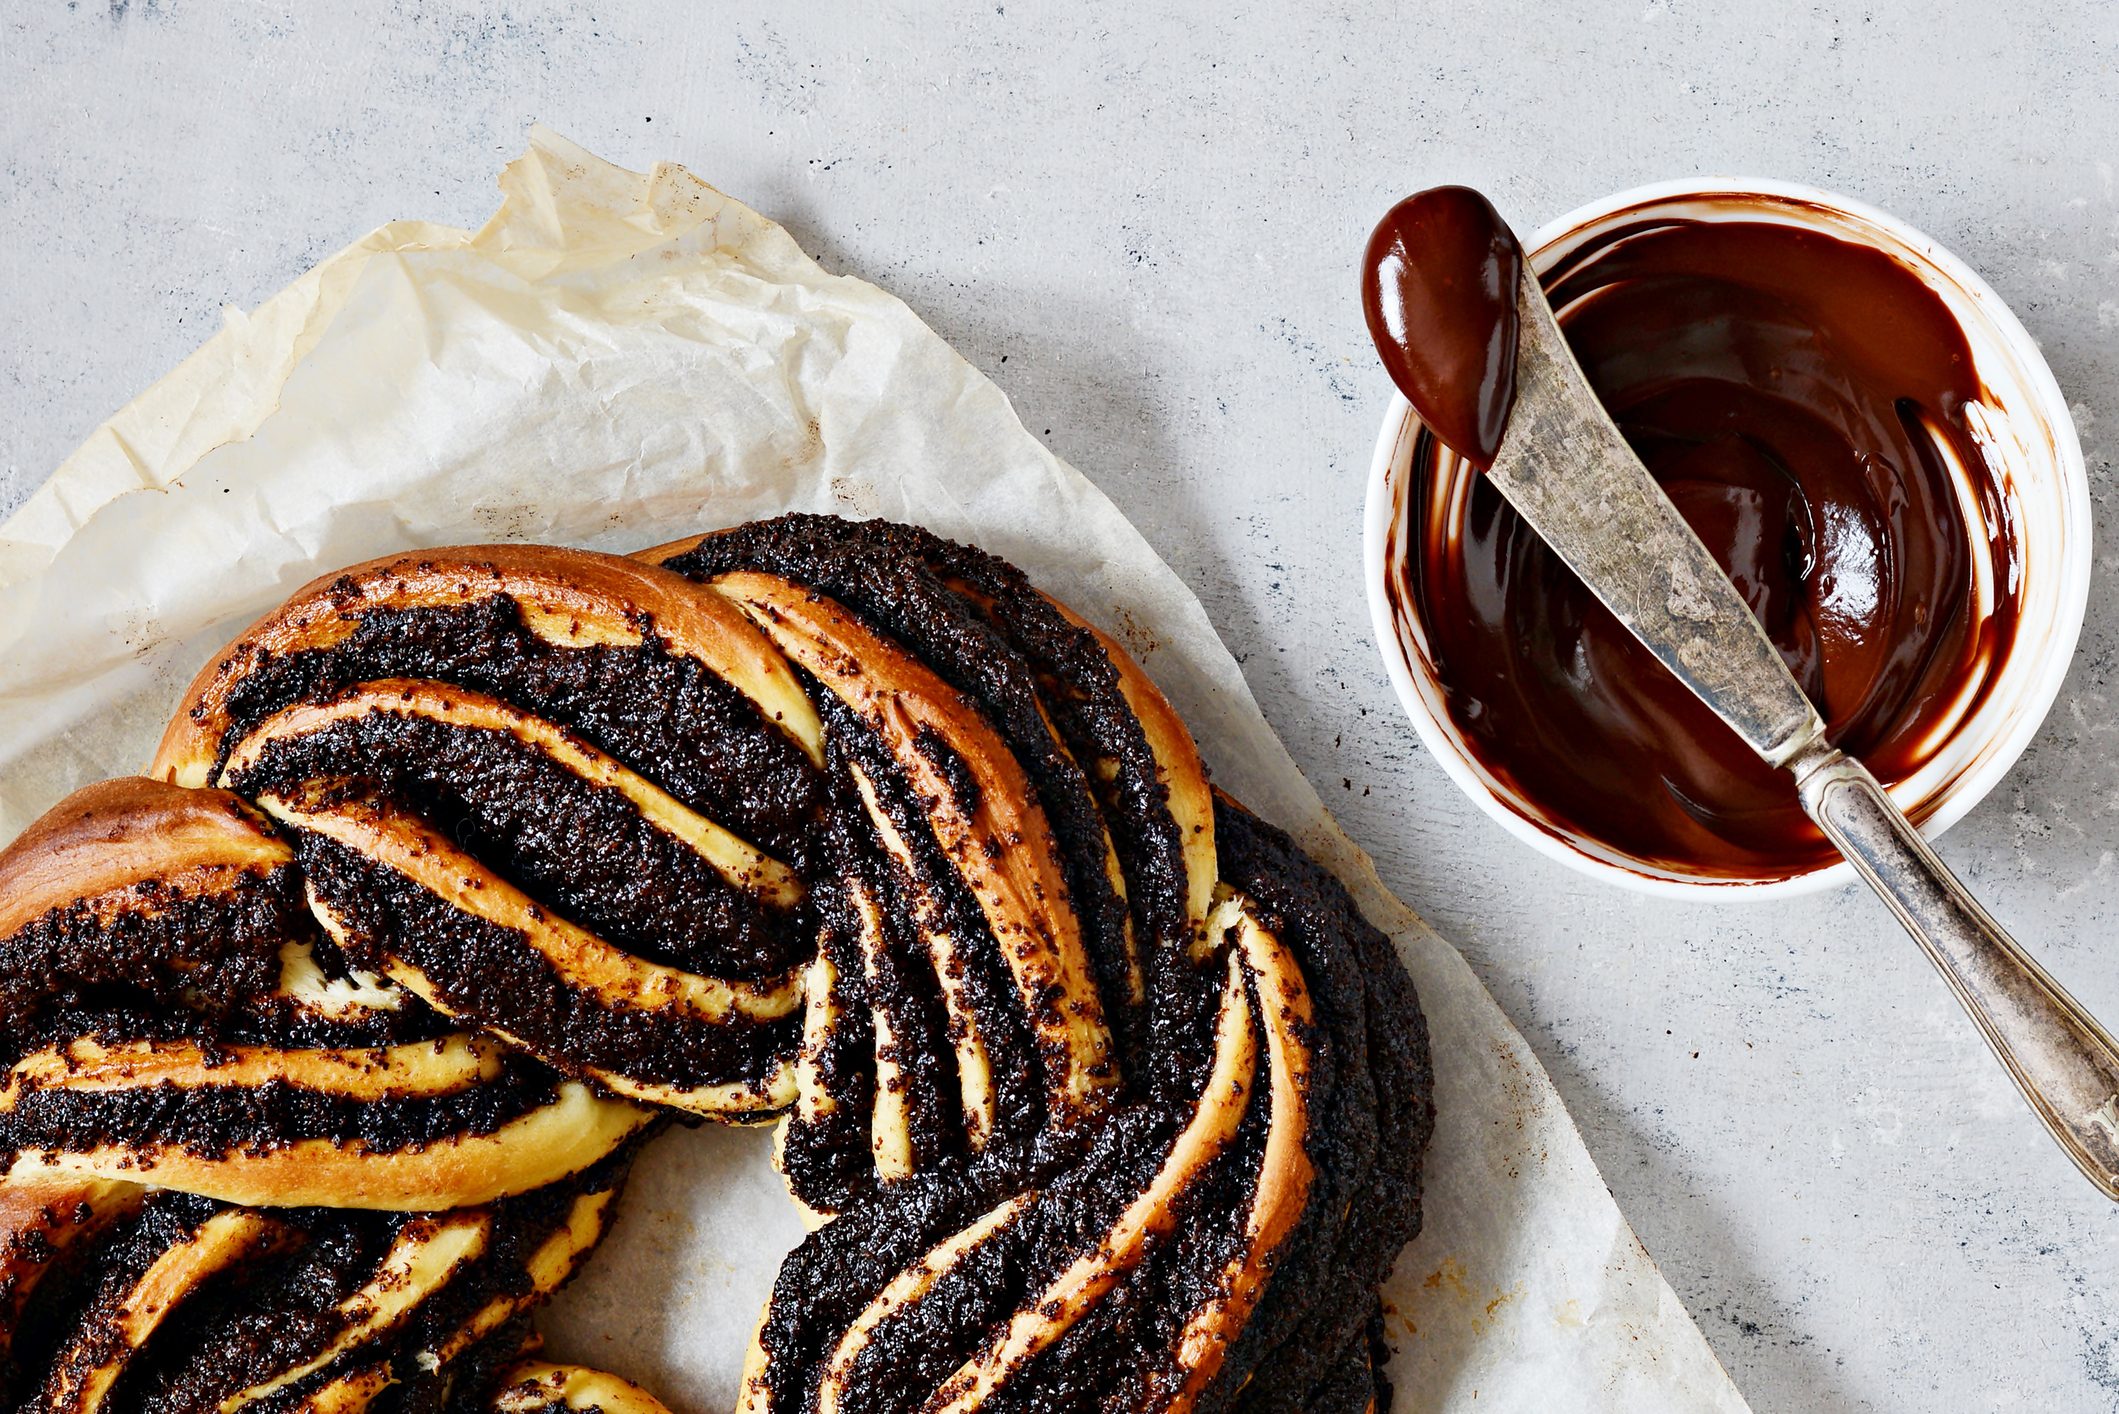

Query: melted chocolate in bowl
[[1397, 210, 2023, 879]]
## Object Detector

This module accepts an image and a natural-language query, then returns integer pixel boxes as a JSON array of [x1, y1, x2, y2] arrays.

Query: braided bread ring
[[2, 515, 1434, 1414]]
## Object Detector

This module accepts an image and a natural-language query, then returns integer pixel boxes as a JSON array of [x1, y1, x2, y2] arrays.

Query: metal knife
[[1489, 263, 2119, 1199]]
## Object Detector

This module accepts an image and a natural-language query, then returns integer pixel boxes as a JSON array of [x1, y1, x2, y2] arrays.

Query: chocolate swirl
[[1, 516, 1433, 1414]]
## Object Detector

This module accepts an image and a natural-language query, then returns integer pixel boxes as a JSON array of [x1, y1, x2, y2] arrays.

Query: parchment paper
[[0, 129, 1749, 1414]]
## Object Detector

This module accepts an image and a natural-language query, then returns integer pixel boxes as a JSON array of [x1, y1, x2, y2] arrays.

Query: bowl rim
[[1360, 175, 2094, 899]]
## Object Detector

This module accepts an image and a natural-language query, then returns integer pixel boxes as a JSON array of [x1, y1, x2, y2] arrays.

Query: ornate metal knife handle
[[1793, 744, 2119, 1197]]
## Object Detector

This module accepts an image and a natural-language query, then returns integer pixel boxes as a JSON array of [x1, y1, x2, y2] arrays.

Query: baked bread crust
[[1, 516, 1433, 1414]]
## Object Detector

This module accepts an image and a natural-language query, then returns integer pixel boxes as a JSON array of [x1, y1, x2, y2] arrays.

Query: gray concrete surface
[[5, 3, 2117, 1409]]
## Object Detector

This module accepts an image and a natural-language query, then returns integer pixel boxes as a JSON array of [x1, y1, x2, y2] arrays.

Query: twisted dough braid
[[0, 779, 652, 1211], [1, 516, 1432, 1414], [0, 1164, 633, 1414]]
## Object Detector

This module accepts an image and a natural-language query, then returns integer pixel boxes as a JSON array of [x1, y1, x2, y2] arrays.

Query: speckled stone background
[[4, 2, 2117, 1409]]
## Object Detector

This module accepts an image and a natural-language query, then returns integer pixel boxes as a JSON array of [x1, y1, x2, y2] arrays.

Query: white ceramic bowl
[[1362, 178, 2092, 898]]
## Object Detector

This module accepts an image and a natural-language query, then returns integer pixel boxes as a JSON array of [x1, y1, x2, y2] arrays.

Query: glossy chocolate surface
[[1361, 185, 1524, 467], [1394, 211, 2020, 877]]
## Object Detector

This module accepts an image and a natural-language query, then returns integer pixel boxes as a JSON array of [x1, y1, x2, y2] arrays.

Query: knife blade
[[1482, 270, 1828, 769]]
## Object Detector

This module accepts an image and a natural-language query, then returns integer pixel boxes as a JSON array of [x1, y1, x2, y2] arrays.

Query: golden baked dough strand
[[714, 571, 1119, 1123], [808, 1195, 1033, 1414], [1154, 894, 1318, 1410], [1042, 601, 1219, 948], [488, 1362, 677, 1414], [268, 799, 803, 1039], [849, 764, 999, 1152], [844, 877, 916, 1184], [286, 1185, 626, 1414], [2, 1076, 651, 1212], [0, 780, 291, 942], [943, 574, 1215, 961], [153, 546, 823, 788], [284, 1364, 396, 1414], [4, 1034, 507, 1102], [1, 1168, 630, 1414], [792, 951, 844, 1127], [436, 1186, 621, 1362], [0, 779, 317, 1043]]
